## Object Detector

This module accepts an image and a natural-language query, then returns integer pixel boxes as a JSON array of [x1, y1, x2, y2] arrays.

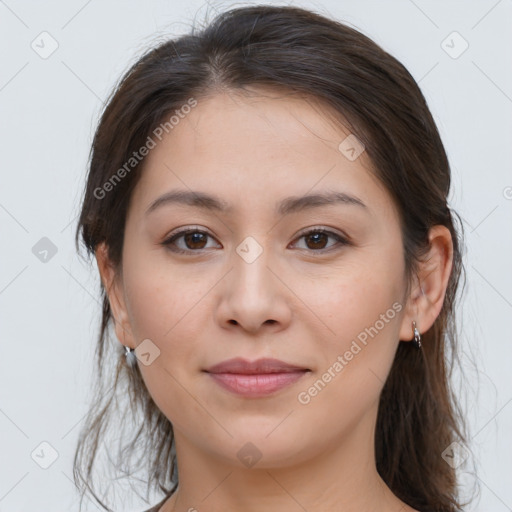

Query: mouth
[[203, 357, 311, 398]]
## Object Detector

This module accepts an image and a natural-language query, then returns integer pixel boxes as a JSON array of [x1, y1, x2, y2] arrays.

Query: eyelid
[[293, 225, 349, 242], [164, 225, 214, 240]]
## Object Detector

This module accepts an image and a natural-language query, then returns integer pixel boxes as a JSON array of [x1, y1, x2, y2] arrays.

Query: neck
[[161, 410, 414, 512]]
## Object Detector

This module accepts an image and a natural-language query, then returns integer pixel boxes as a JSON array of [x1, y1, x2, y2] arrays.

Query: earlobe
[[398, 225, 453, 342], [94, 242, 135, 349]]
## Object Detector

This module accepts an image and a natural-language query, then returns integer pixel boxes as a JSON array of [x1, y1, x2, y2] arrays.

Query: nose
[[215, 244, 292, 334]]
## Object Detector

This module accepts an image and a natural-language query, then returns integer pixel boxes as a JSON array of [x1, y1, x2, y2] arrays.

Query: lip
[[205, 357, 309, 374], [204, 357, 310, 398]]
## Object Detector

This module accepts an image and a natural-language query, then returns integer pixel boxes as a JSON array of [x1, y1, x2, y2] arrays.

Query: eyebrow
[[144, 189, 368, 217]]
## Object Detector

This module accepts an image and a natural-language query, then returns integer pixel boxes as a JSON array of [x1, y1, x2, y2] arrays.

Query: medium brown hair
[[74, 5, 471, 511]]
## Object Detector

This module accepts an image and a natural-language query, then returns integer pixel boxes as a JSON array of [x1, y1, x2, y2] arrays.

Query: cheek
[[123, 247, 207, 342], [301, 253, 404, 401], [309, 261, 402, 341], [292, 273, 401, 438], [121, 255, 215, 409], [124, 273, 207, 429]]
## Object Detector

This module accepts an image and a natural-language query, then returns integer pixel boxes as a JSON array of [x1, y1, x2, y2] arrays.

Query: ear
[[95, 242, 136, 349], [398, 225, 453, 342]]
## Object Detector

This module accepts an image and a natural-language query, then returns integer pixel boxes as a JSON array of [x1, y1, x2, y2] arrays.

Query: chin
[[209, 422, 323, 469]]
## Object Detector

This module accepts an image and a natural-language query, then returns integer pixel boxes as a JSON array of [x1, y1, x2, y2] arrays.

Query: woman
[[74, 5, 470, 512]]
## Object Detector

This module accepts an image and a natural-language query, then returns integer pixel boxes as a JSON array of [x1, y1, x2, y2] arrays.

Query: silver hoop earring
[[412, 321, 422, 349], [124, 345, 137, 367]]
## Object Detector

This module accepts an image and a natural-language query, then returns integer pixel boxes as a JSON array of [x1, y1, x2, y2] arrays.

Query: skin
[[96, 86, 453, 512]]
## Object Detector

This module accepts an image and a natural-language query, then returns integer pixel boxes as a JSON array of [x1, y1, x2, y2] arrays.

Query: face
[[105, 87, 414, 469]]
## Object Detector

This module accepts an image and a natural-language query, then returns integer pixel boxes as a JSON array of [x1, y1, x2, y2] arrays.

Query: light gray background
[[1, 0, 511, 510]]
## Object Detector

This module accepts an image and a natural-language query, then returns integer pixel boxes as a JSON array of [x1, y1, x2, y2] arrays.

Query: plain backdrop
[[0, 0, 511, 510]]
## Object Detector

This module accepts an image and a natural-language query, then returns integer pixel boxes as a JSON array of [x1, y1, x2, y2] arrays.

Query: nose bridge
[[231, 235, 275, 300], [216, 234, 290, 331]]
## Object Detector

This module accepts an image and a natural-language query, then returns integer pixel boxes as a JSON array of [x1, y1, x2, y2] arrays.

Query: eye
[[162, 226, 349, 255], [290, 228, 349, 252], [162, 228, 221, 254]]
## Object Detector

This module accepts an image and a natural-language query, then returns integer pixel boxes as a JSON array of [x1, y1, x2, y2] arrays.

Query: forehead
[[129, 87, 398, 225]]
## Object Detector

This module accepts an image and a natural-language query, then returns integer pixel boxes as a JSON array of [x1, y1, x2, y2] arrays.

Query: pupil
[[186, 232, 206, 249], [307, 232, 327, 249]]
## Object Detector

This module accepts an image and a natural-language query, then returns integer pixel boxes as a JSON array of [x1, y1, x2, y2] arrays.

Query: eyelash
[[161, 226, 350, 255]]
